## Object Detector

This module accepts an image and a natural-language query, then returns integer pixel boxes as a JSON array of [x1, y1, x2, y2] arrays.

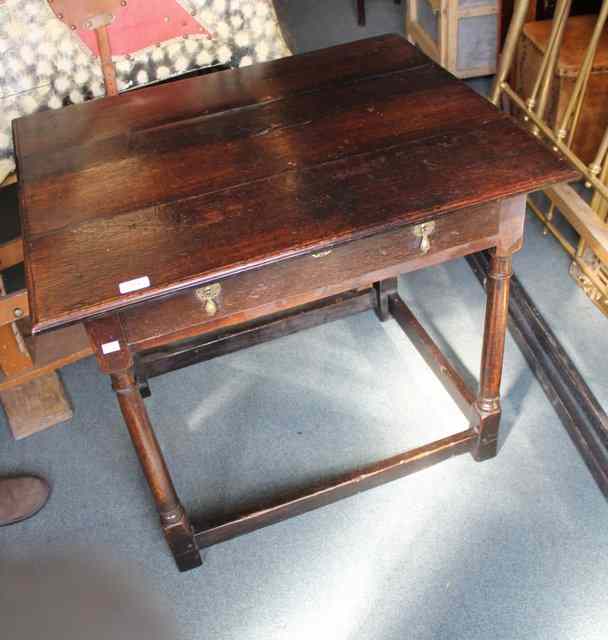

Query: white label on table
[[119, 276, 151, 294], [101, 340, 121, 355]]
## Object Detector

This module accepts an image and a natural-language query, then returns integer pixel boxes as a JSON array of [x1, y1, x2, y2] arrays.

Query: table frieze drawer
[[122, 202, 499, 350]]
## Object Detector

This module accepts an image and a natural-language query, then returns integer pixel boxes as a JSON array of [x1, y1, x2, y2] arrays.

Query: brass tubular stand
[[481, 0, 608, 496], [491, 0, 608, 317]]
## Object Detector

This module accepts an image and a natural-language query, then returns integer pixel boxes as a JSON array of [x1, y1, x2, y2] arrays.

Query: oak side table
[[16, 35, 576, 571]]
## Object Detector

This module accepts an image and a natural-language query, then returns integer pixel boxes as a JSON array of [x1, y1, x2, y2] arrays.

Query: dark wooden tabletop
[[17, 34, 576, 333]]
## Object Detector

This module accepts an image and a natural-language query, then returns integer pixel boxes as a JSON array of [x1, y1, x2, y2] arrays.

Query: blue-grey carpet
[[1, 3, 606, 639]]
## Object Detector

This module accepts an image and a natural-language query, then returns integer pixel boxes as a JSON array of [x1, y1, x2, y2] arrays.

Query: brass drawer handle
[[195, 283, 221, 316], [311, 249, 333, 259], [413, 221, 436, 255]]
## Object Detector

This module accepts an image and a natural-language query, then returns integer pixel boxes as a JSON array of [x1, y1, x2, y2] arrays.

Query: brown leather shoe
[[0, 475, 50, 526]]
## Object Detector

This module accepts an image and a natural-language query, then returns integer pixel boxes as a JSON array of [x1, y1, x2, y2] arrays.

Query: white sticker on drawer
[[119, 276, 151, 294], [101, 340, 121, 355]]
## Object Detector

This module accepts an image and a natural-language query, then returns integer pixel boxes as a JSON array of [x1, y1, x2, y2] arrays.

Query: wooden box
[[406, 0, 499, 78], [513, 14, 608, 164]]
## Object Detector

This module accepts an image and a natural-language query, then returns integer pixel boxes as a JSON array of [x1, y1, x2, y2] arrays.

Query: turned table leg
[[112, 369, 202, 571], [471, 194, 526, 461], [472, 250, 513, 461]]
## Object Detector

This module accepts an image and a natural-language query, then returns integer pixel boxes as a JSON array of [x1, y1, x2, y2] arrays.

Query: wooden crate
[[513, 15, 608, 164], [406, 0, 499, 78]]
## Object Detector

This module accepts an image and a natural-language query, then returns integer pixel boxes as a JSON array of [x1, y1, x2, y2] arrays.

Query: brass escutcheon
[[195, 283, 221, 316], [413, 221, 436, 255]]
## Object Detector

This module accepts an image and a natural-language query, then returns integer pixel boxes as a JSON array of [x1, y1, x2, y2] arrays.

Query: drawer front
[[122, 202, 499, 350]]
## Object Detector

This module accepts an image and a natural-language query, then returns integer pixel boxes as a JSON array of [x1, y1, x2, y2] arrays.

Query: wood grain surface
[[14, 35, 428, 157], [16, 34, 577, 333]]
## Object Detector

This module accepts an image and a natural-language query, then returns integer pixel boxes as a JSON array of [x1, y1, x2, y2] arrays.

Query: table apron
[[122, 201, 501, 352]]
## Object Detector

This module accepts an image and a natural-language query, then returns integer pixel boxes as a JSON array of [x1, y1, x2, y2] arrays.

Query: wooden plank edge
[[407, 21, 441, 62], [0, 290, 29, 327], [454, 65, 497, 79], [0, 238, 24, 271], [0, 323, 93, 391], [458, 4, 498, 17], [545, 183, 608, 264]]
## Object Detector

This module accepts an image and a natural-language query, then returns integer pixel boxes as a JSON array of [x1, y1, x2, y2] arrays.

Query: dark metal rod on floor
[[466, 251, 608, 498]]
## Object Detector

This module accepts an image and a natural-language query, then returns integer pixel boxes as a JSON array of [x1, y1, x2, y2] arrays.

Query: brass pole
[[534, 0, 571, 123], [532, 0, 570, 232], [589, 126, 608, 180], [589, 139, 608, 226], [527, 199, 576, 256], [556, 0, 608, 142], [565, 41, 595, 148], [527, 0, 570, 114], [490, 0, 531, 105], [577, 124, 608, 256]]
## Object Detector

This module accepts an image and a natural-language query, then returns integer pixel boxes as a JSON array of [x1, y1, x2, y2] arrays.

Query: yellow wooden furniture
[[406, 0, 499, 78], [0, 176, 93, 438]]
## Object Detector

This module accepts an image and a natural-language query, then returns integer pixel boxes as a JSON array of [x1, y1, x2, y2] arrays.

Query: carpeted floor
[[1, 3, 607, 639]]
